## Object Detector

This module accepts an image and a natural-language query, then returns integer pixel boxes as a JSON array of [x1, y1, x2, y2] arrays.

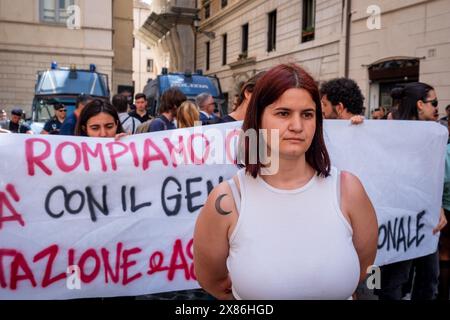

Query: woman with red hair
[[194, 64, 378, 300]]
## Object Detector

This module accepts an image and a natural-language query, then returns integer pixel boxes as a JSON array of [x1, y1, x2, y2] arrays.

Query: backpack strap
[[120, 115, 130, 125]]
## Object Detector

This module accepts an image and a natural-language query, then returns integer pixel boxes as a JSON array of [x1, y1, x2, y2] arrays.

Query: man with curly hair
[[320, 78, 365, 120]]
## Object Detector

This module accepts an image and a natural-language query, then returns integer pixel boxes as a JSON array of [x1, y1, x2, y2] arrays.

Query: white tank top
[[226, 167, 360, 300]]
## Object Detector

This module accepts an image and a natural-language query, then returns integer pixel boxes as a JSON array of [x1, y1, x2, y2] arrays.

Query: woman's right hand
[[114, 132, 128, 140], [433, 208, 448, 234], [350, 115, 365, 125]]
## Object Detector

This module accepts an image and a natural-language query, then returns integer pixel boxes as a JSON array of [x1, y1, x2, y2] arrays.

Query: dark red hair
[[242, 63, 330, 178]]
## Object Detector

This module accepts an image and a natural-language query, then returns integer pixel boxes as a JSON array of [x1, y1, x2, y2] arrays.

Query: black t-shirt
[[43, 118, 63, 134], [220, 114, 237, 123], [8, 121, 31, 133], [129, 110, 151, 123]]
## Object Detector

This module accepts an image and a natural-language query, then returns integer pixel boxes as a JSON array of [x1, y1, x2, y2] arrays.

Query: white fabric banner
[[0, 120, 447, 299], [324, 120, 447, 266]]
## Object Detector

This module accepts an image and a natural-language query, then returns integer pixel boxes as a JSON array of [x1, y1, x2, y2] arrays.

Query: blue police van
[[143, 68, 226, 117], [30, 62, 110, 133]]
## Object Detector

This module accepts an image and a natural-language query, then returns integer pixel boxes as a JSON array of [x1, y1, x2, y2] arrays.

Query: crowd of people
[[0, 62, 449, 300]]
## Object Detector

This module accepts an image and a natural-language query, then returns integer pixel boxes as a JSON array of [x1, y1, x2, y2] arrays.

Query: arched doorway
[[367, 57, 421, 113]]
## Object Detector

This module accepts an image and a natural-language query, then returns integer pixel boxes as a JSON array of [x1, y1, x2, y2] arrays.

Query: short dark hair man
[[60, 93, 92, 135], [440, 104, 450, 121], [320, 78, 365, 120], [129, 93, 151, 123], [112, 94, 141, 134], [196, 93, 217, 125], [147, 88, 186, 132], [8, 108, 32, 134], [41, 103, 66, 134]]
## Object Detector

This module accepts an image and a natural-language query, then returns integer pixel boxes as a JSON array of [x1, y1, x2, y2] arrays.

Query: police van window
[[39, 70, 107, 96]]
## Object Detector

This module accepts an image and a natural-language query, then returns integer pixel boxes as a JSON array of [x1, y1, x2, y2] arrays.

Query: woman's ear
[[244, 90, 251, 101], [417, 100, 424, 113]]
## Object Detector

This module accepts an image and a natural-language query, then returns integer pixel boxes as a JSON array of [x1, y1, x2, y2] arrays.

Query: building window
[[222, 34, 227, 66], [241, 23, 249, 57], [133, 37, 135, 48], [147, 59, 154, 73], [40, 0, 74, 24], [206, 41, 210, 71], [221, 0, 228, 8], [204, 3, 210, 19], [302, 0, 316, 42], [267, 10, 277, 52]]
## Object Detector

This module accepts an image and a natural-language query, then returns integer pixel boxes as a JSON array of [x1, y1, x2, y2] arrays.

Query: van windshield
[[36, 70, 109, 97], [159, 74, 221, 98]]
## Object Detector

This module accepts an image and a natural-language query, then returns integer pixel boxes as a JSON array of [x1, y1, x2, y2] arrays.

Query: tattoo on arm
[[215, 194, 232, 215]]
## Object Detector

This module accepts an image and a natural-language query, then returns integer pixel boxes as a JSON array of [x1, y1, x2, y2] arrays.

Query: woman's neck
[[229, 103, 248, 121], [260, 156, 315, 190]]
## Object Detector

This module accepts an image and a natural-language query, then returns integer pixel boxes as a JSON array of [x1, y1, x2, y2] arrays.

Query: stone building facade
[[196, 0, 450, 116], [0, 0, 133, 113]]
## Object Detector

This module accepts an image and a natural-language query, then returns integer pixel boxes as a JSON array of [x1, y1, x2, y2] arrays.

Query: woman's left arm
[[341, 172, 378, 283]]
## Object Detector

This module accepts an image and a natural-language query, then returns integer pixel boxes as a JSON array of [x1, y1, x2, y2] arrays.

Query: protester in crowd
[[320, 78, 365, 120], [439, 123, 450, 300], [41, 103, 66, 134], [379, 107, 388, 119], [0, 109, 7, 121], [371, 108, 382, 119], [112, 93, 141, 134], [391, 83, 439, 121], [374, 82, 447, 300], [177, 100, 200, 129], [194, 64, 378, 300], [60, 93, 92, 135], [372, 107, 388, 120], [7, 108, 32, 134], [75, 99, 126, 139], [439, 104, 450, 128], [220, 72, 265, 123], [196, 93, 218, 125], [440, 104, 450, 122], [129, 93, 151, 123], [121, 89, 135, 111], [0, 109, 8, 130], [232, 94, 240, 111], [144, 87, 186, 133]]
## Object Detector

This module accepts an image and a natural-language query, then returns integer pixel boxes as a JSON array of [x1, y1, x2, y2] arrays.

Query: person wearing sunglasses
[[41, 103, 67, 135], [374, 82, 446, 301], [390, 82, 439, 121]]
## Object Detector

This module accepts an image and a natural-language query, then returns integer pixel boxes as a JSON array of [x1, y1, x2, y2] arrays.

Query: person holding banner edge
[[194, 64, 378, 300], [374, 82, 448, 300]]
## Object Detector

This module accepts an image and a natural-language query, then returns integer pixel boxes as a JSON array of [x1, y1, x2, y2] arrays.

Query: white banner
[[324, 120, 447, 266], [0, 120, 447, 299]]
